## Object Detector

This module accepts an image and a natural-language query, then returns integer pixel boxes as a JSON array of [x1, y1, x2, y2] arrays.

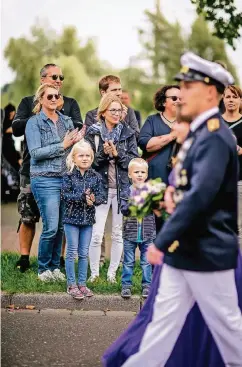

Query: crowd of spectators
[[2, 62, 242, 299]]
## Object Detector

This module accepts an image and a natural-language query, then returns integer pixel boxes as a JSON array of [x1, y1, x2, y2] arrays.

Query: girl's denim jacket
[[62, 168, 105, 226], [26, 110, 74, 175]]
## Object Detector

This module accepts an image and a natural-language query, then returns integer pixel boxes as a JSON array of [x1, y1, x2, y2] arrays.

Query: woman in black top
[[222, 85, 242, 247], [222, 85, 242, 178], [138, 85, 181, 184]]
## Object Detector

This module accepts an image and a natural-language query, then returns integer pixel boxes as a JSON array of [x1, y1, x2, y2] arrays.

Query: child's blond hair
[[128, 158, 148, 173], [66, 140, 94, 172]]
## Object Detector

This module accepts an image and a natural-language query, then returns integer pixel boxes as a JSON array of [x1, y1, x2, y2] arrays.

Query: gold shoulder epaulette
[[207, 118, 220, 132]]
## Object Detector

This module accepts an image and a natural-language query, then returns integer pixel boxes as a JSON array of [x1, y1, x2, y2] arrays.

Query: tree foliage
[[130, 4, 239, 117], [191, 0, 242, 49], [2, 6, 240, 124], [3, 23, 112, 115]]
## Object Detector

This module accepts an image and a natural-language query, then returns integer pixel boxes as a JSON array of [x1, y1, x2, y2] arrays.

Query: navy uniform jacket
[[154, 111, 239, 271]]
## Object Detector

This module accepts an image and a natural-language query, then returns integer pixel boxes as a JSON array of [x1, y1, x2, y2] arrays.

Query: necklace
[[161, 113, 176, 128]]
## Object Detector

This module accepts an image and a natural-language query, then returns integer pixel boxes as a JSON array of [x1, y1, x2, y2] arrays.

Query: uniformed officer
[[123, 52, 242, 366]]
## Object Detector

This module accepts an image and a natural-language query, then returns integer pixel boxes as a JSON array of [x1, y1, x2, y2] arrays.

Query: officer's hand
[[146, 244, 164, 265], [164, 186, 176, 214]]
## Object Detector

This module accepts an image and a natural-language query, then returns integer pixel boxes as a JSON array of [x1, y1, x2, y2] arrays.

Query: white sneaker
[[107, 274, 117, 284], [88, 275, 99, 283], [52, 269, 66, 281], [38, 270, 54, 282]]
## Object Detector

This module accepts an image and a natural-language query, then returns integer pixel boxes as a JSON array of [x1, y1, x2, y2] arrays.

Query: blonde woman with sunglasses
[[25, 83, 84, 282]]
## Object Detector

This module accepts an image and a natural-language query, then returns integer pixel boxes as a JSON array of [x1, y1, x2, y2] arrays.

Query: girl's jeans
[[64, 224, 93, 286], [31, 176, 64, 274], [89, 188, 123, 277]]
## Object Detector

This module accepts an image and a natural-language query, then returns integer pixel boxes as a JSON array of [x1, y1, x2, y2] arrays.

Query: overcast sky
[[1, 0, 242, 86]]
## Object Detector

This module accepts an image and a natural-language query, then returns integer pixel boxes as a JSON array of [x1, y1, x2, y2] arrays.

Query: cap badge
[[204, 77, 210, 83], [207, 119, 220, 132], [180, 65, 189, 74]]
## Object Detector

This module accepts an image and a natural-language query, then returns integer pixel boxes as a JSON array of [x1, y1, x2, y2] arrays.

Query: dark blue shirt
[[138, 113, 174, 184]]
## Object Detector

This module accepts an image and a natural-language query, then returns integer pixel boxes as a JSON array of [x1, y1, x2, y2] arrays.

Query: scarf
[[89, 120, 123, 144]]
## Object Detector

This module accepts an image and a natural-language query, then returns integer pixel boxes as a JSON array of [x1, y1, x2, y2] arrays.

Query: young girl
[[62, 141, 105, 299]]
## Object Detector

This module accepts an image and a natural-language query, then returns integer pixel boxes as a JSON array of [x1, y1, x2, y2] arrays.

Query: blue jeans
[[64, 224, 93, 286], [121, 240, 152, 288], [31, 176, 64, 274]]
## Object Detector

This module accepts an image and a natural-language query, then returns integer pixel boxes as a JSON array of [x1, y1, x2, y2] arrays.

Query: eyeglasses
[[165, 96, 181, 102], [107, 109, 123, 115], [46, 94, 60, 101], [45, 74, 65, 81]]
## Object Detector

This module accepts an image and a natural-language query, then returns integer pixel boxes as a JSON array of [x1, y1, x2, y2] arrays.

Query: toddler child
[[120, 158, 156, 299]]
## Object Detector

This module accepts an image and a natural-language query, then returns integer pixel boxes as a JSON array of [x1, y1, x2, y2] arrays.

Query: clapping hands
[[103, 140, 118, 157], [63, 125, 86, 149]]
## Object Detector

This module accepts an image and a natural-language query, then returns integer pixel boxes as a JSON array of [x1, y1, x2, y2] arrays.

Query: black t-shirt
[[223, 116, 242, 181]]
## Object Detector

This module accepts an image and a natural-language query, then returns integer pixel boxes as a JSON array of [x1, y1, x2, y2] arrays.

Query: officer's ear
[[206, 85, 218, 102]]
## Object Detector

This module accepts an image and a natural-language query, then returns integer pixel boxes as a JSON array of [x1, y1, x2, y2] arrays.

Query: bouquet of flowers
[[129, 178, 167, 222]]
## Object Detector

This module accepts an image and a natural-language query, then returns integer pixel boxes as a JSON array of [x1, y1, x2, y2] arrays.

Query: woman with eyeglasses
[[85, 93, 139, 283], [25, 83, 84, 281]]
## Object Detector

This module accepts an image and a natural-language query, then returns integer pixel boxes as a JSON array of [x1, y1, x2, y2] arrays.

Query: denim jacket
[[62, 168, 105, 226], [26, 110, 74, 175]]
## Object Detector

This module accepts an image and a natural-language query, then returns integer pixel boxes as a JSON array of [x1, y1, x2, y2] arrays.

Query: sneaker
[[52, 269, 66, 281], [88, 275, 99, 283], [15, 257, 30, 273], [67, 286, 84, 300], [38, 270, 54, 282], [121, 288, 132, 298], [107, 274, 117, 284], [142, 287, 150, 299], [78, 286, 94, 297], [60, 256, 65, 268]]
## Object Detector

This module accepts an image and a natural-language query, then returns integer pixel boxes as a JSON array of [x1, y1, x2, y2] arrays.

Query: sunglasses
[[165, 96, 181, 102], [46, 94, 60, 101], [46, 74, 65, 81]]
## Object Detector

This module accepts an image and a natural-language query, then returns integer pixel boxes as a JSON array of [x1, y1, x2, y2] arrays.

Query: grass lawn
[[1, 252, 143, 295]]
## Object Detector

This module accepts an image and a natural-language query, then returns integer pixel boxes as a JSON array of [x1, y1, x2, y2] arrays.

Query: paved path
[[1, 308, 134, 366]]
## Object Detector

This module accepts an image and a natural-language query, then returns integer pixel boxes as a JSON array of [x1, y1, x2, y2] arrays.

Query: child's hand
[[90, 193, 95, 203], [85, 189, 95, 206], [86, 196, 94, 206]]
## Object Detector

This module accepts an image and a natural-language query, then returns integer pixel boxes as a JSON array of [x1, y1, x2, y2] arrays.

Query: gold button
[[168, 240, 179, 253]]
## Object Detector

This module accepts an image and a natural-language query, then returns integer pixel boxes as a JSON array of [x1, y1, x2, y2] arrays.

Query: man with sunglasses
[[12, 63, 83, 273]]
